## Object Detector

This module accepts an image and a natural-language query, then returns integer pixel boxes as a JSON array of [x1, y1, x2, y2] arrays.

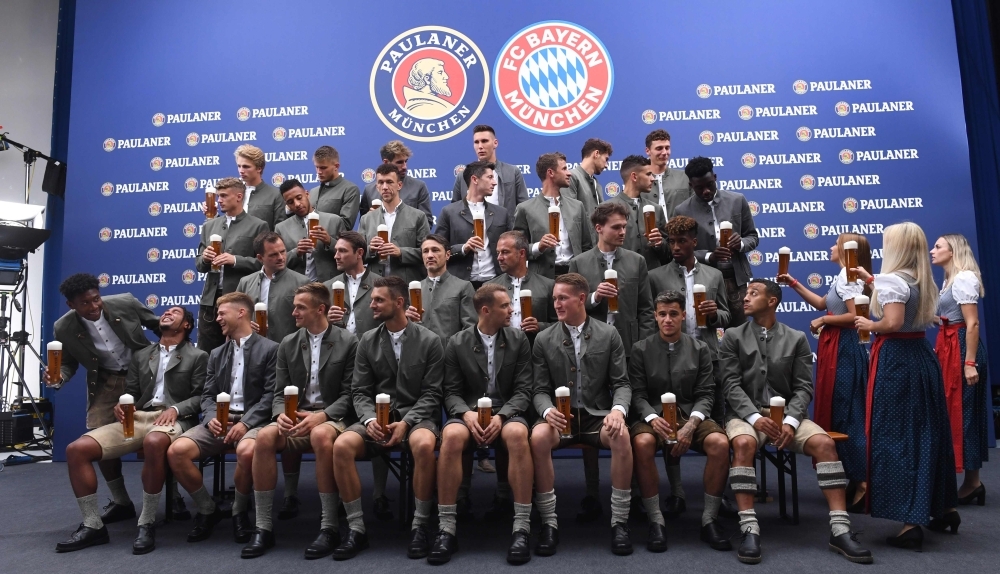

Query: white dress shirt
[[683, 266, 700, 340], [230, 334, 252, 412], [478, 328, 498, 402], [345, 270, 364, 334], [654, 173, 666, 213], [382, 205, 398, 274], [388, 326, 404, 361], [467, 201, 496, 281], [510, 275, 523, 329], [590, 249, 617, 326], [543, 321, 627, 418], [304, 330, 324, 407], [146, 344, 178, 410], [259, 269, 273, 307], [83, 314, 131, 371], [297, 215, 318, 281], [243, 185, 255, 212], [531, 195, 573, 265]]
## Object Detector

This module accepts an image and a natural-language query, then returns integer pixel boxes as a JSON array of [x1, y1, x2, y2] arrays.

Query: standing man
[[675, 157, 759, 326], [243, 283, 359, 559], [488, 230, 556, 339], [432, 284, 535, 565], [326, 230, 383, 337], [642, 130, 691, 219], [359, 140, 433, 223], [529, 274, 634, 556], [450, 125, 529, 227], [237, 231, 310, 345], [331, 276, 444, 561], [235, 144, 287, 230], [166, 293, 278, 545], [562, 138, 613, 244], [56, 307, 205, 554], [435, 160, 509, 288], [513, 152, 591, 279], [196, 177, 270, 353], [277, 178, 344, 283], [359, 164, 429, 285], [47, 274, 161, 525], [310, 145, 361, 229], [720, 279, 871, 564], [406, 234, 477, 347], [609, 155, 667, 271]]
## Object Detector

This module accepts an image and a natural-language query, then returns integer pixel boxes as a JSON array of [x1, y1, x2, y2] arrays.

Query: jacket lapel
[[494, 329, 507, 378], [459, 201, 474, 226], [72, 317, 100, 359], [473, 330, 489, 378], [319, 326, 335, 371], [219, 340, 234, 392], [165, 345, 182, 371], [104, 308, 132, 346], [298, 331, 311, 377], [148, 346, 160, 380], [379, 327, 399, 376]]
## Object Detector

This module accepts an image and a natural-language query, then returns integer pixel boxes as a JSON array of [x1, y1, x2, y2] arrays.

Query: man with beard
[[563, 138, 613, 244], [359, 141, 433, 224], [608, 155, 667, 271], [359, 163, 429, 285], [276, 178, 344, 283]]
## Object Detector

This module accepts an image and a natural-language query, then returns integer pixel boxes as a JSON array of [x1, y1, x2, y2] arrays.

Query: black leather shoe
[[958, 483, 986, 506], [886, 525, 923, 551], [186, 508, 225, 542], [373, 495, 393, 521], [427, 531, 458, 565], [737, 530, 762, 564], [484, 494, 514, 522], [507, 530, 531, 565], [333, 530, 369, 560], [928, 510, 961, 534], [663, 495, 686, 518], [829, 532, 873, 564], [171, 496, 191, 521], [700, 520, 732, 550], [277, 495, 300, 520], [534, 524, 559, 556], [56, 524, 110, 553], [646, 522, 667, 552], [240, 529, 275, 558], [456, 496, 474, 522], [611, 523, 633, 555], [100, 500, 136, 524], [719, 494, 738, 518], [232, 511, 253, 543], [132, 524, 156, 555], [575, 495, 603, 524], [408, 527, 431, 559], [304, 528, 338, 560]]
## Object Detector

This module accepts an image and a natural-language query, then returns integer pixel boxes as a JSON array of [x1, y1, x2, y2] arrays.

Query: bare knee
[[809, 435, 838, 461], [236, 441, 255, 468], [632, 433, 656, 458], [67, 437, 101, 464], [501, 424, 529, 453], [142, 432, 172, 456], [703, 434, 730, 459], [409, 432, 436, 460], [731, 435, 757, 461], [310, 426, 336, 453]]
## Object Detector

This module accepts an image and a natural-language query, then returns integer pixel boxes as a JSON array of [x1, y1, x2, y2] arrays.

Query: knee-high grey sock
[[666, 464, 686, 499], [344, 498, 365, 533], [611, 487, 631, 527], [513, 502, 531, 534], [319, 492, 341, 532], [729, 466, 757, 495], [584, 460, 600, 499], [738, 509, 760, 535], [283, 472, 299, 499], [138, 490, 161, 526], [816, 461, 848, 491], [77, 493, 104, 530], [643, 495, 665, 526], [254, 490, 274, 532], [190, 486, 216, 515], [830, 510, 851, 537], [702, 493, 722, 526], [106, 476, 131, 506], [412, 498, 433, 530], [438, 504, 458, 535], [372, 457, 389, 499], [232, 489, 249, 515], [536, 490, 558, 529]]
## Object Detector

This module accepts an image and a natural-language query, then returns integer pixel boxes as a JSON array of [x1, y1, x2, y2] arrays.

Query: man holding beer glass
[[236, 231, 309, 344], [431, 284, 534, 564], [196, 177, 270, 353], [628, 291, 731, 553], [331, 276, 444, 560], [434, 160, 509, 288], [167, 293, 278, 545], [57, 307, 206, 554], [326, 231, 383, 337], [450, 125, 529, 228], [276, 178, 344, 283], [609, 155, 668, 271], [242, 283, 359, 559], [405, 234, 477, 347], [529, 274, 634, 556], [720, 279, 871, 564], [359, 163, 430, 285], [488, 230, 556, 339]]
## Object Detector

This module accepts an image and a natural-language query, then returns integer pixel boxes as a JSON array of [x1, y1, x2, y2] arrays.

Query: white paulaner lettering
[[117, 137, 171, 149]]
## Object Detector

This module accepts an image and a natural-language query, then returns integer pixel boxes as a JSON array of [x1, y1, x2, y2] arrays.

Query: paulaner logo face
[[184, 178, 198, 192], [99, 227, 112, 242], [748, 201, 760, 216], [97, 274, 111, 288], [793, 80, 808, 95], [181, 269, 196, 284], [103, 138, 116, 152], [807, 273, 823, 288], [641, 110, 656, 124], [371, 26, 489, 142], [271, 173, 286, 186], [152, 113, 166, 127], [800, 174, 816, 190], [101, 182, 114, 197], [604, 182, 620, 197], [186, 133, 199, 146], [494, 21, 613, 136], [696, 84, 711, 98], [748, 250, 763, 266], [699, 131, 714, 145], [741, 153, 757, 168], [796, 126, 812, 141], [361, 168, 376, 184], [803, 223, 819, 239], [453, 165, 466, 178], [738, 106, 753, 120], [183, 223, 198, 238], [147, 248, 161, 262], [272, 127, 287, 141], [839, 149, 854, 164], [843, 197, 859, 213], [148, 202, 163, 216], [145, 295, 159, 309]]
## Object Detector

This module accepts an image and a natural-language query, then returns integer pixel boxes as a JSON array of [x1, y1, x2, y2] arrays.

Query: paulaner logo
[[371, 26, 489, 142], [494, 21, 613, 136]]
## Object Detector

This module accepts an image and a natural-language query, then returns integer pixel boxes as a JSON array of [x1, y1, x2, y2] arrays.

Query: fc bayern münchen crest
[[604, 182, 620, 197], [800, 174, 815, 190], [99, 227, 112, 242], [699, 131, 714, 146], [741, 153, 757, 168], [147, 248, 161, 262], [641, 110, 656, 124], [738, 106, 753, 121], [152, 113, 166, 127], [803, 223, 819, 239], [148, 202, 162, 216], [748, 250, 763, 266], [792, 80, 808, 95], [181, 269, 197, 284], [186, 133, 199, 146], [839, 149, 854, 164], [493, 21, 613, 136], [145, 295, 159, 309], [371, 26, 489, 142], [185, 178, 198, 192], [843, 197, 859, 213], [361, 168, 376, 184], [103, 138, 116, 152], [835, 101, 850, 116], [183, 223, 198, 238], [747, 201, 760, 216], [101, 182, 114, 197], [271, 173, 285, 186], [807, 273, 823, 289], [98, 274, 111, 288]]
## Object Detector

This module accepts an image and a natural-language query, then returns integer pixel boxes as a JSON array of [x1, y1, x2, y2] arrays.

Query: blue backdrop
[[53, 0, 986, 457]]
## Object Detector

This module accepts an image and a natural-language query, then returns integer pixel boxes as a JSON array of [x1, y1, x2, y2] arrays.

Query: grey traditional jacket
[[325, 268, 383, 336], [236, 268, 310, 344], [561, 164, 602, 244], [124, 340, 207, 431], [417, 272, 477, 346], [608, 193, 668, 271], [358, 202, 429, 285], [196, 212, 270, 307], [486, 271, 556, 333], [310, 175, 361, 229], [640, 167, 692, 219], [648, 260, 730, 361], [434, 200, 509, 281], [200, 333, 279, 430], [276, 211, 344, 283], [360, 175, 433, 224], [628, 333, 714, 422], [443, 326, 533, 421], [674, 189, 759, 287], [272, 325, 358, 424], [246, 181, 288, 231], [513, 194, 592, 279], [451, 159, 529, 228]]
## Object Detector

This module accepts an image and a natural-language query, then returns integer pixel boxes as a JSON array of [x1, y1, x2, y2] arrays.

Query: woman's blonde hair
[[940, 234, 985, 297], [872, 222, 938, 328]]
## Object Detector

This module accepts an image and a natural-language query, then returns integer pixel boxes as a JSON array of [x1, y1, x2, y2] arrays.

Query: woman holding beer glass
[[930, 234, 989, 508], [779, 233, 872, 512], [853, 222, 958, 551]]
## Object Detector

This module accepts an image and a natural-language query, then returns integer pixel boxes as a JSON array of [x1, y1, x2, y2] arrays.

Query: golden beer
[[555, 386, 572, 438], [205, 188, 217, 219], [642, 205, 657, 240], [376, 393, 391, 435], [854, 295, 871, 344], [769, 396, 785, 427], [478, 397, 493, 431], [519, 289, 533, 319], [548, 205, 561, 238], [719, 221, 733, 249], [661, 392, 678, 443], [473, 214, 485, 245], [377, 224, 389, 261], [777, 247, 791, 283], [844, 240, 859, 283], [605, 269, 619, 314], [331, 280, 345, 311], [284, 386, 298, 422], [47, 341, 63, 385], [306, 212, 320, 248], [209, 234, 223, 273], [254, 302, 268, 338], [120, 394, 135, 441], [692, 284, 707, 327], [216, 392, 231, 437], [409, 281, 423, 319]]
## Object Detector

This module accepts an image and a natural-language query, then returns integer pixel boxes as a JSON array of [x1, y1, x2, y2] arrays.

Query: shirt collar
[[234, 333, 252, 348], [477, 327, 497, 344], [160, 343, 177, 353]]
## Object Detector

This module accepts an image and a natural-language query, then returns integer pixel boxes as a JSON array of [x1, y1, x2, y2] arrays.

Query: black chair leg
[[776, 450, 787, 519], [790, 453, 799, 524]]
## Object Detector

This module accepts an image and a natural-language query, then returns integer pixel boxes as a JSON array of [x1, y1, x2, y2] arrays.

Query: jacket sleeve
[[201, 352, 219, 426], [459, 283, 477, 329], [325, 337, 358, 422], [500, 334, 534, 419], [272, 195, 288, 228], [341, 183, 361, 230], [737, 195, 759, 252], [271, 343, 290, 420], [580, 210, 593, 252], [402, 336, 444, 427], [720, 331, 757, 421], [635, 261, 656, 340], [708, 274, 731, 328], [513, 205, 538, 261], [451, 174, 463, 203], [282, 232, 306, 275], [352, 337, 377, 423], [531, 339, 555, 417], [359, 216, 379, 265], [416, 182, 434, 225], [608, 330, 631, 412], [124, 351, 143, 402], [397, 212, 429, 268], [435, 211, 461, 256], [787, 333, 815, 422], [628, 342, 656, 421], [232, 222, 268, 273], [513, 169, 529, 206], [691, 343, 715, 418], [442, 337, 469, 418], [171, 349, 207, 418], [241, 343, 278, 429], [196, 227, 212, 273], [131, 296, 162, 335]]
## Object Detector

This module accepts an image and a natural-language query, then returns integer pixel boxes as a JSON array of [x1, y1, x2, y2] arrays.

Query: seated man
[[433, 284, 534, 565], [629, 291, 731, 553], [331, 276, 444, 560], [166, 293, 278, 544], [720, 279, 872, 564], [57, 306, 206, 554], [243, 283, 358, 559], [529, 273, 634, 556]]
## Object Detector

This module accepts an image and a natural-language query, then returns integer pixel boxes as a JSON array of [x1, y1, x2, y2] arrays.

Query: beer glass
[[209, 234, 223, 272], [555, 386, 572, 438], [769, 396, 785, 427], [409, 281, 423, 319], [642, 204, 657, 240], [478, 396, 493, 435], [693, 284, 707, 327], [548, 205, 561, 238], [473, 213, 485, 247], [377, 224, 389, 261], [372, 198, 382, 211], [284, 385, 298, 422], [661, 392, 677, 444], [844, 240, 859, 283], [854, 295, 871, 344], [519, 289, 533, 319], [216, 392, 231, 437], [254, 302, 268, 338], [604, 269, 619, 314], [331, 280, 345, 311], [306, 212, 320, 248], [120, 394, 135, 441], [46, 341, 62, 385], [376, 393, 391, 436], [777, 247, 791, 283], [719, 221, 733, 248], [205, 187, 217, 219]]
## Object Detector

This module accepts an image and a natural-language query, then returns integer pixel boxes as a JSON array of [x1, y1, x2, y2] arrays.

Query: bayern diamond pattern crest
[[519, 47, 588, 110]]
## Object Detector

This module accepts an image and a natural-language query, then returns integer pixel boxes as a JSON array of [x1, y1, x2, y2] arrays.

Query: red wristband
[[865, 276, 874, 285], [789, 279, 798, 287], [965, 361, 978, 367]]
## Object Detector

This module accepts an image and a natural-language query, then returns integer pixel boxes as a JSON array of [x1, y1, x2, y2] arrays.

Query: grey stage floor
[[0, 455, 997, 573]]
